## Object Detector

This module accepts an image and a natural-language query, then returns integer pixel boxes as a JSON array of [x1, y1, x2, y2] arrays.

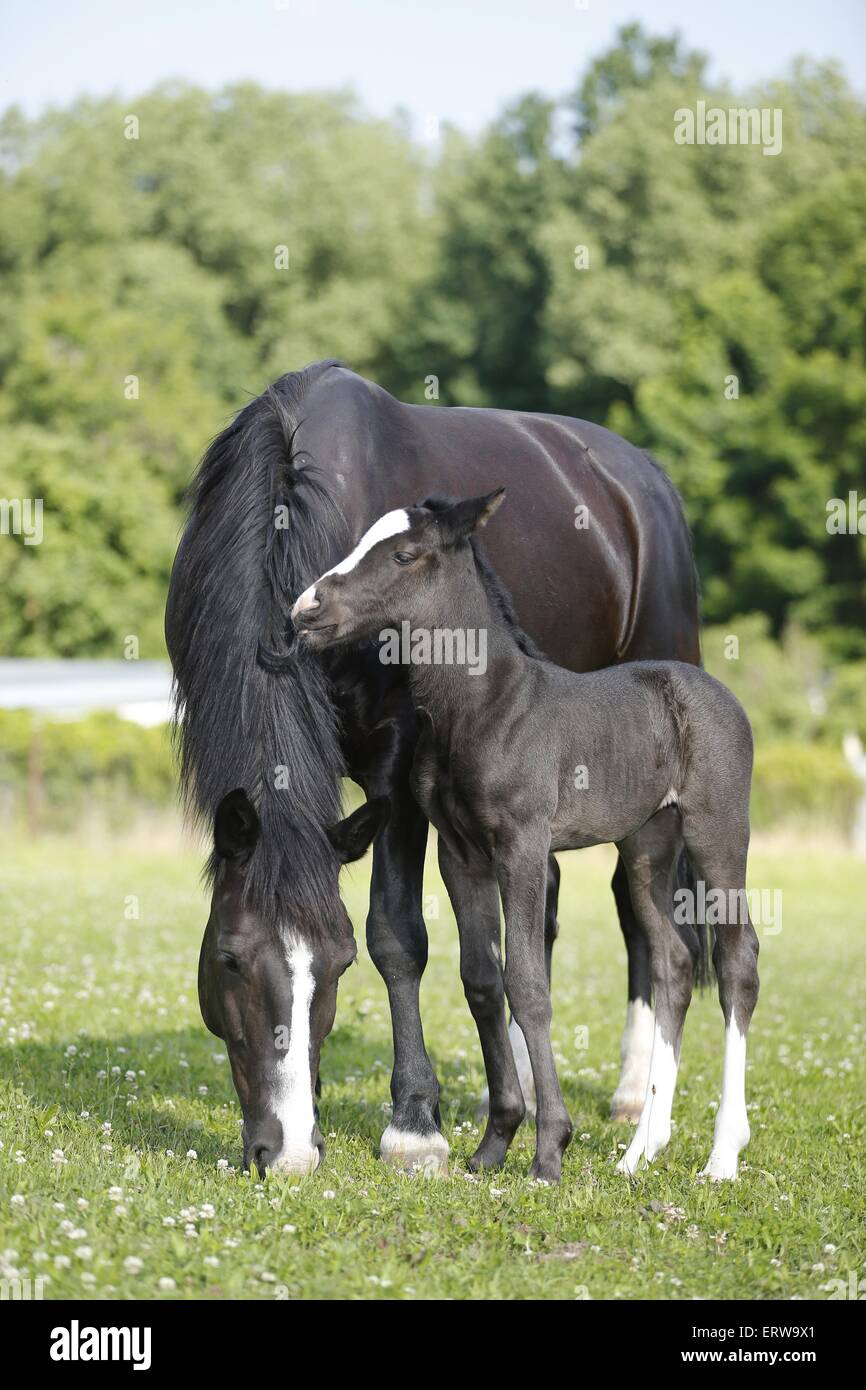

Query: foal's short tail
[[675, 848, 716, 991]]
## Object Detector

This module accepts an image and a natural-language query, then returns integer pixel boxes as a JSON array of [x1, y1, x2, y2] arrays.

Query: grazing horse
[[291, 491, 759, 1182], [165, 359, 700, 1176]]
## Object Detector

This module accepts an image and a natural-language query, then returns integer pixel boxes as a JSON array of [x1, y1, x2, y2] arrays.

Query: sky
[[1, 0, 864, 134]]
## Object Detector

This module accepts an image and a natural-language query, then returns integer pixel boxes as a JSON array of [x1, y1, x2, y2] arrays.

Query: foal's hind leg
[[478, 855, 559, 1120], [610, 854, 655, 1122], [686, 832, 759, 1181], [439, 840, 526, 1170], [616, 812, 694, 1175]]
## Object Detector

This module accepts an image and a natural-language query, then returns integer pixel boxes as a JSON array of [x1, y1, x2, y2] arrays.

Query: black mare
[[292, 491, 758, 1182], [165, 360, 700, 1175]]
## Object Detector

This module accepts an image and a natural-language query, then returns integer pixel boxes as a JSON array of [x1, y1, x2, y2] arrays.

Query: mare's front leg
[[438, 838, 525, 1169], [496, 829, 573, 1182], [367, 781, 448, 1174]]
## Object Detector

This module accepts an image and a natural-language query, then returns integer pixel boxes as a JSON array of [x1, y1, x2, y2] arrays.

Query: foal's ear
[[327, 797, 390, 864], [437, 488, 506, 547], [214, 788, 261, 863]]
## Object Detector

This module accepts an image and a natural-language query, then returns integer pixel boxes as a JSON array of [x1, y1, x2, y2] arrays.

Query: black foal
[[292, 492, 759, 1183]]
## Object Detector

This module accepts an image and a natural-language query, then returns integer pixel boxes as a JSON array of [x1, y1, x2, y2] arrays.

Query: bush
[[0, 710, 176, 831], [750, 742, 862, 837]]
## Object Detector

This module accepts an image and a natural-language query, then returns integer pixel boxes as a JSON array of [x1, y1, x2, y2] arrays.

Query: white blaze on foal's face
[[270, 938, 319, 1174], [291, 509, 412, 618]]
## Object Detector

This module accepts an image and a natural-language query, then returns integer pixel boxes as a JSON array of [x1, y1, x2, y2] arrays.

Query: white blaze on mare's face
[[291, 509, 411, 617], [270, 938, 319, 1174], [700, 1010, 750, 1181]]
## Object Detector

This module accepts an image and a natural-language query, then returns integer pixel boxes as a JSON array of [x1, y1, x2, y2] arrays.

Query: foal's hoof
[[610, 1093, 644, 1124], [529, 1156, 563, 1184], [468, 1132, 514, 1173], [698, 1149, 739, 1182], [379, 1125, 449, 1176]]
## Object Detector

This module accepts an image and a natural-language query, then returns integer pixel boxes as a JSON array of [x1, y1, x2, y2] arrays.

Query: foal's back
[[521, 658, 753, 852]]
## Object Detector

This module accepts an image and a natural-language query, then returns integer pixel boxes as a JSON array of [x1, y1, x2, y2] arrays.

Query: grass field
[[1, 834, 864, 1301]]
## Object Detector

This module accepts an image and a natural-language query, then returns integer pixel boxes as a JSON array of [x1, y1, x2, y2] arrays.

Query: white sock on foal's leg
[[477, 1016, 536, 1119], [699, 1010, 750, 1181], [616, 1020, 678, 1175], [611, 998, 654, 1121]]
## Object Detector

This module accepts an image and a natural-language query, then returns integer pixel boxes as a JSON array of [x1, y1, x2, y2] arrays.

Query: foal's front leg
[[438, 839, 526, 1170], [478, 854, 560, 1120], [497, 831, 573, 1182]]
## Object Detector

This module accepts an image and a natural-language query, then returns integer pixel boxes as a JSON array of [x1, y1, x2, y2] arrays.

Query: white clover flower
[[123, 1256, 143, 1275]]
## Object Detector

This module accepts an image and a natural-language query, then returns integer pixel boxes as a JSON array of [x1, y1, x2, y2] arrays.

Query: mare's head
[[289, 490, 506, 650], [198, 788, 389, 1176]]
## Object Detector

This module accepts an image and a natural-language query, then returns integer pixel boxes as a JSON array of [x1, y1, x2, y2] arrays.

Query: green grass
[[1, 835, 864, 1301]]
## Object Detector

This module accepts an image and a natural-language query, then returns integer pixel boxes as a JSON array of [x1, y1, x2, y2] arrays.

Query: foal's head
[[199, 788, 388, 1177], [290, 490, 505, 650]]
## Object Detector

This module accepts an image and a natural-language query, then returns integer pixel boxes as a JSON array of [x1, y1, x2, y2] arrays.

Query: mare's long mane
[[166, 361, 349, 923]]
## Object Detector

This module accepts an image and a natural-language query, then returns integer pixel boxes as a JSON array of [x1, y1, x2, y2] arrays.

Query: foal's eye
[[393, 551, 416, 565], [219, 951, 241, 974]]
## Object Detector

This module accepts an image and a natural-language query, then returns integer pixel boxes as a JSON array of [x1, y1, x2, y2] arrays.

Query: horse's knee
[[504, 964, 551, 1031], [366, 905, 428, 979], [462, 973, 504, 1019], [715, 925, 760, 1021], [653, 935, 694, 1014]]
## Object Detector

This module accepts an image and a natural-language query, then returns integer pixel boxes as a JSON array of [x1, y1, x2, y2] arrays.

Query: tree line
[[0, 24, 863, 712]]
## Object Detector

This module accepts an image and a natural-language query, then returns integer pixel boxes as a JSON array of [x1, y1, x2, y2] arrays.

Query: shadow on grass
[[2, 1021, 516, 1164], [2, 1016, 613, 1174]]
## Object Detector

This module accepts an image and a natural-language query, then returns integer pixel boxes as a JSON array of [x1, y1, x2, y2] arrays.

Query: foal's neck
[[405, 553, 526, 733]]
